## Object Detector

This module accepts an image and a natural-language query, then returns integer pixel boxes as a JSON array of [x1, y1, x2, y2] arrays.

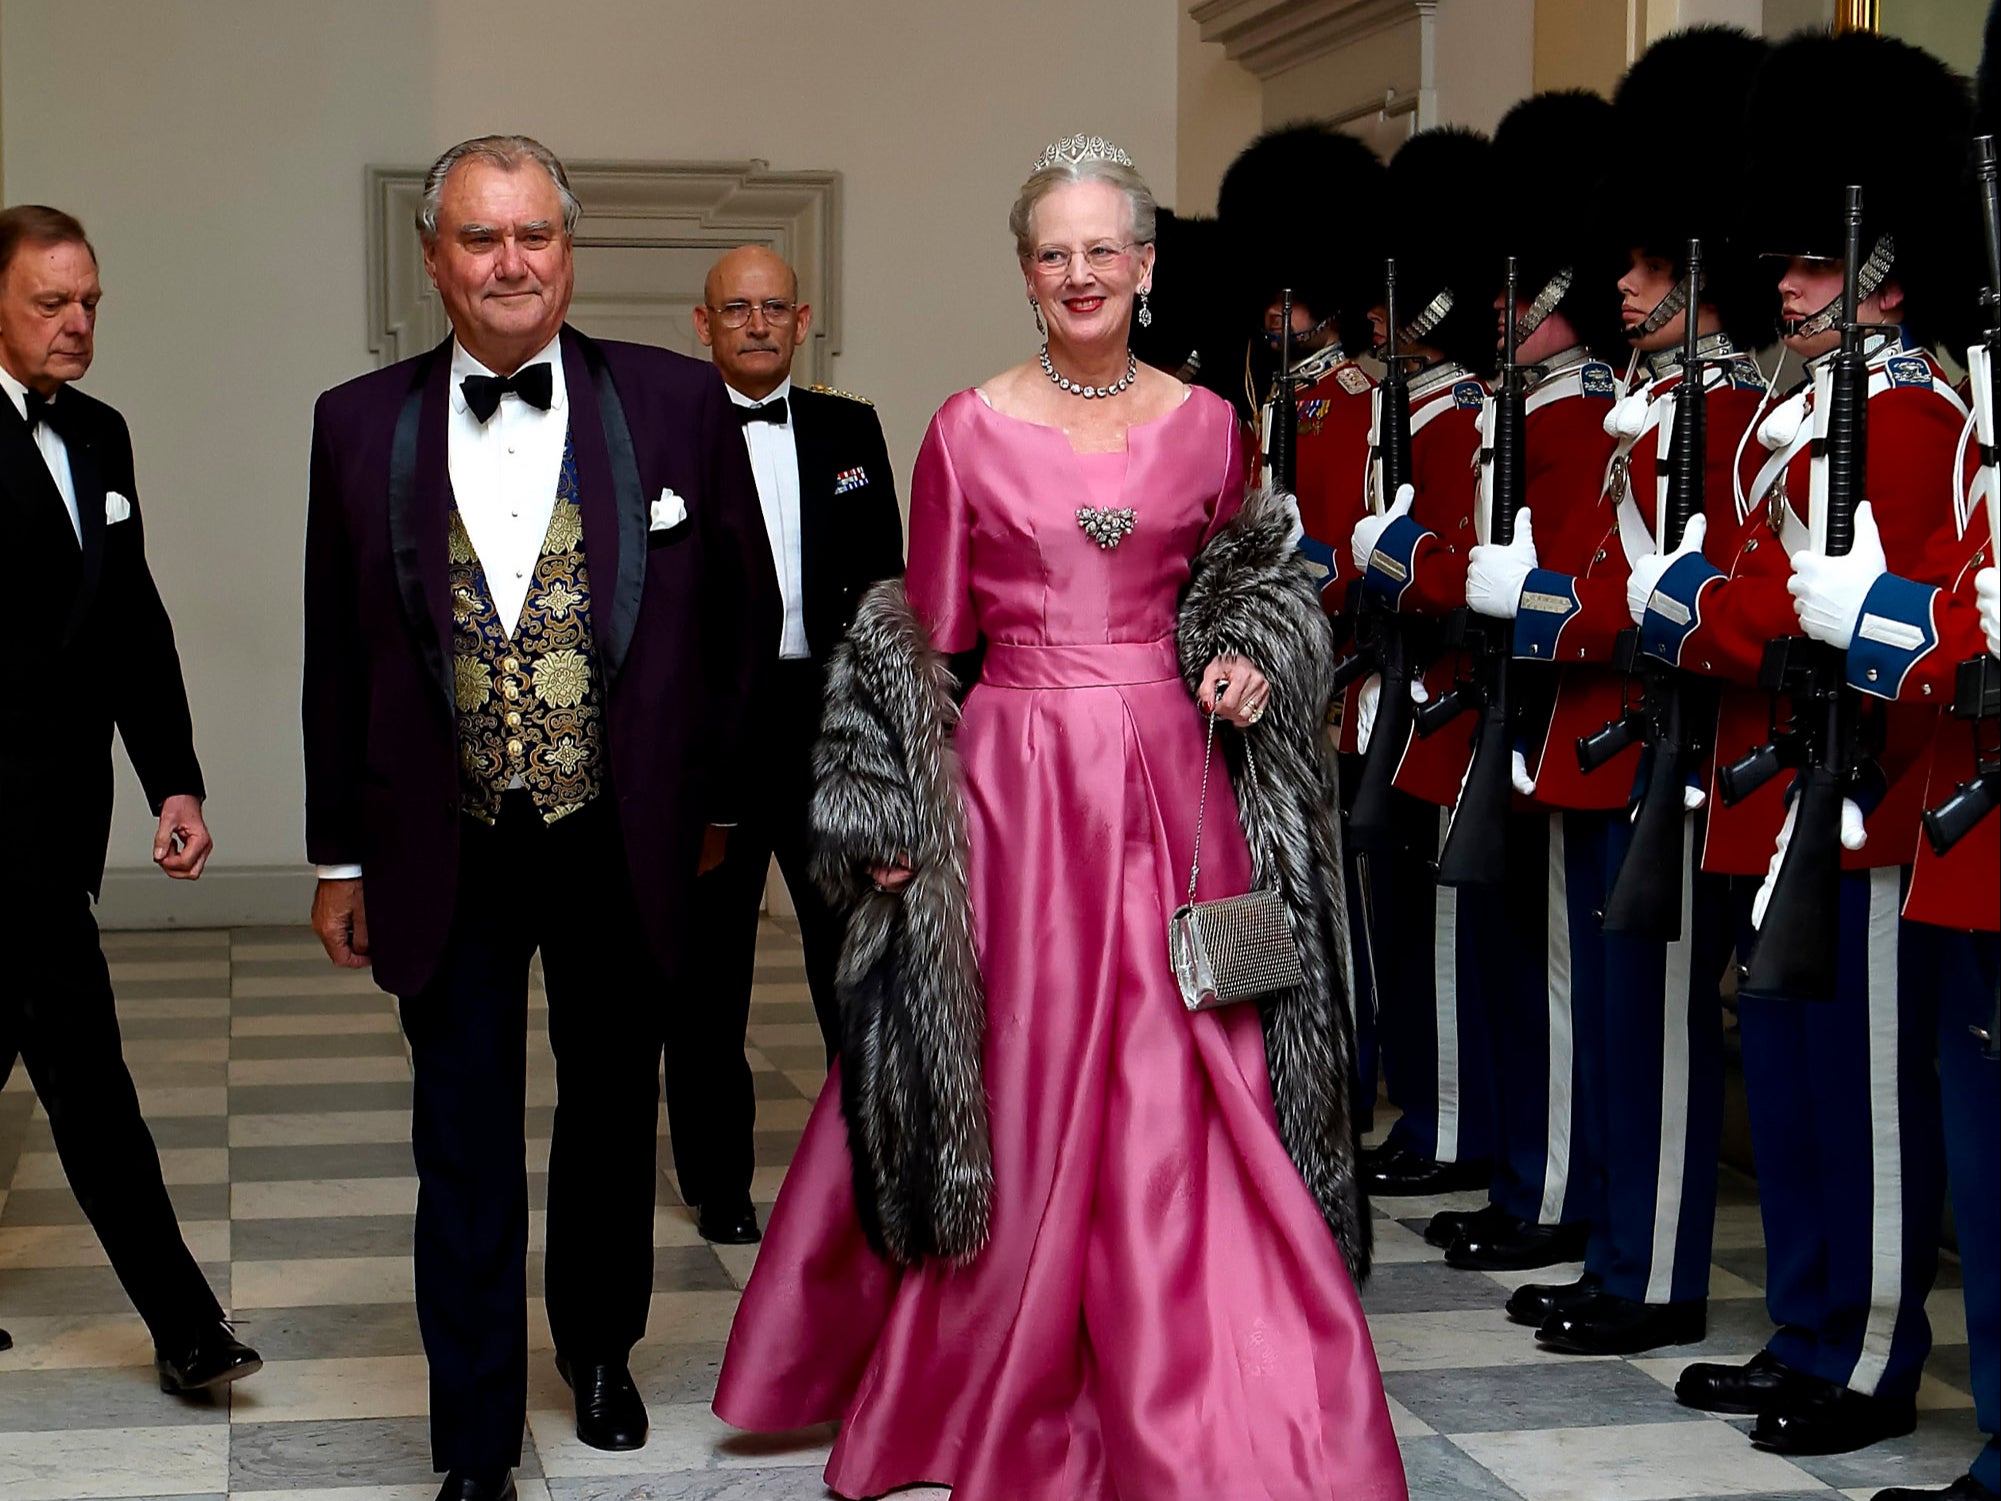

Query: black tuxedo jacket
[[2, 386, 203, 896], [303, 327, 780, 995], [785, 386, 905, 662]]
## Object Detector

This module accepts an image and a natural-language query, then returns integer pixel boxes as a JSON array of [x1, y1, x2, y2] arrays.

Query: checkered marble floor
[[0, 922, 1981, 1500]]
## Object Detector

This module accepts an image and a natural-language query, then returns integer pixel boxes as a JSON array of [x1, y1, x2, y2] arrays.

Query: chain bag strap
[[1168, 689, 1307, 1011]]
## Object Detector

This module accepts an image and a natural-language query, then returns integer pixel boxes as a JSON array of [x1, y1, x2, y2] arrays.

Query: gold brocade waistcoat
[[448, 433, 603, 825]]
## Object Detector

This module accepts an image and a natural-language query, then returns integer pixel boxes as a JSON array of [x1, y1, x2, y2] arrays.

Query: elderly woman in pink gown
[[713, 135, 1407, 1501]]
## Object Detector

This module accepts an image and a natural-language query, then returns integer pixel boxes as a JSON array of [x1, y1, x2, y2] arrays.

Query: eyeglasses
[[709, 299, 799, 328], [1030, 242, 1135, 275]]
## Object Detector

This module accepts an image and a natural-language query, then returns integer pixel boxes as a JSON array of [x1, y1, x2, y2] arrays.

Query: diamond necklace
[[1040, 346, 1138, 400]]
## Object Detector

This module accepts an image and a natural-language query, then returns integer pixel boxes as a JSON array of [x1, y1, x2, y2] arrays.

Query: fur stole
[[811, 486, 1368, 1280]]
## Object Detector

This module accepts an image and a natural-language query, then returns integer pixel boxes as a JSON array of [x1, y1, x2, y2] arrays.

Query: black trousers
[[0, 889, 222, 1346], [664, 657, 844, 1210], [400, 792, 664, 1472]]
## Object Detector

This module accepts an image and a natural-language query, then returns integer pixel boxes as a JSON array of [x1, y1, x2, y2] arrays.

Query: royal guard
[[1346, 125, 1502, 1198], [1216, 122, 1388, 1118], [1423, 88, 1627, 1277], [1634, 30, 1975, 1458], [1468, 28, 1773, 1353]]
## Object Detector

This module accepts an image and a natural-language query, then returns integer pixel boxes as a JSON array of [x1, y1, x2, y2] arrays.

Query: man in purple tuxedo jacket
[[302, 136, 778, 1501]]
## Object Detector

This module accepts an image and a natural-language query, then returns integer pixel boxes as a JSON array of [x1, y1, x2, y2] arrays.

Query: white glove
[[1352, 483, 1415, 576], [1976, 565, 1999, 659], [1751, 795, 1868, 930], [1466, 508, 1539, 620], [1511, 748, 1537, 796], [1627, 513, 1707, 627], [1788, 500, 1888, 648], [1356, 674, 1380, 754], [1684, 782, 1707, 812]]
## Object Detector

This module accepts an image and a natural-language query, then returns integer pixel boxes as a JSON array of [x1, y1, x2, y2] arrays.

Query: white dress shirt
[[1, 364, 81, 543], [449, 334, 570, 635], [317, 333, 570, 882], [726, 377, 811, 659]]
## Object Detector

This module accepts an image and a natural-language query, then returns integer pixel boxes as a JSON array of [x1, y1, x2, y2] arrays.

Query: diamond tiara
[[1032, 134, 1135, 174]]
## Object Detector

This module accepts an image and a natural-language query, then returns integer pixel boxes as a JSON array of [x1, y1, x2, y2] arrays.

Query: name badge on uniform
[[834, 466, 868, 495]]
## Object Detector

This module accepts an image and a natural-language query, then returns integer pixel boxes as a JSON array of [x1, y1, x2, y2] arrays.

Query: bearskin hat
[[1491, 90, 1626, 360], [1611, 25, 1774, 349], [1217, 121, 1388, 348], [1385, 126, 1499, 376], [1981, 0, 2001, 137], [1128, 208, 1240, 409], [1742, 28, 1976, 351]]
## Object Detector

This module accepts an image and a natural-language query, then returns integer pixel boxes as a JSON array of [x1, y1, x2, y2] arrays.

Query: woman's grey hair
[[1008, 153, 1157, 258], [416, 134, 583, 241]]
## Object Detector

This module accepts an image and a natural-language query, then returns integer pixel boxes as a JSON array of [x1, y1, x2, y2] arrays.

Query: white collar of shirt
[[0, 363, 80, 542], [725, 375, 794, 418], [448, 333, 568, 419], [0, 363, 47, 424]]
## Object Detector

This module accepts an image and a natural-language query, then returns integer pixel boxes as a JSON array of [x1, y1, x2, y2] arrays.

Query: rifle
[[1427, 256, 1527, 886], [1719, 186, 1872, 1003], [1580, 239, 1720, 940], [1268, 287, 1300, 496], [1343, 258, 1424, 853]]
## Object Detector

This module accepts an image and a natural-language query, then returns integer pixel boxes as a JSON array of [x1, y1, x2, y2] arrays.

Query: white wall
[[3, 0, 1184, 924]]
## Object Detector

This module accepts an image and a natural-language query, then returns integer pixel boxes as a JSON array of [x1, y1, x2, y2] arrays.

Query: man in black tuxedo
[[303, 140, 777, 1501], [0, 205, 259, 1389], [667, 245, 903, 1245]]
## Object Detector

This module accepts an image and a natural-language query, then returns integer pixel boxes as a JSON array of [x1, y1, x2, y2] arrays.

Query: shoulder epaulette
[[1452, 379, 1485, 409], [809, 382, 875, 407], [1578, 361, 1617, 399]]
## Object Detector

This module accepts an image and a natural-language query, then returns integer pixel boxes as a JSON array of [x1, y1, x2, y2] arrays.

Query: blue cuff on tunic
[[1363, 515, 1430, 607], [1846, 572, 1939, 701], [1295, 533, 1338, 587], [1513, 568, 1579, 661], [1640, 553, 1725, 666]]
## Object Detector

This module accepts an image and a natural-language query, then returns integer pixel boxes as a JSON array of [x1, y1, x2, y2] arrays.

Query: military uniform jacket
[[3, 386, 203, 896], [1276, 348, 1377, 612], [1844, 491, 1998, 932], [1518, 346, 1767, 810], [1641, 336, 1968, 875], [1357, 361, 1488, 801]]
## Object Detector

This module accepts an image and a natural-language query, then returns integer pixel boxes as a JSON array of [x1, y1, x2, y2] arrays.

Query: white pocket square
[[649, 489, 687, 530], [105, 491, 133, 524]]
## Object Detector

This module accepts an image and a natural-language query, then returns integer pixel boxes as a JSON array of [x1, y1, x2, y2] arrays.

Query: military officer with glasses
[[672, 245, 903, 1247]]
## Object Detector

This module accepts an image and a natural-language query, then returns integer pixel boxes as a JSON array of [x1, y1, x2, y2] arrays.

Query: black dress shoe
[[1752, 1383, 1916, 1455], [1425, 1200, 1508, 1250], [155, 1325, 262, 1392], [695, 1196, 762, 1245], [436, 1470, 516, 1501], [1537, 1293, 1705, 1355], [1871, 1476, 1998, 1500], [556, 1354, 648, 1451], [1505, 1272, 1603, 1327], [1444, 1213, 1588, 1271], [1363, 1143, 1492, 1197], [1675, 1348, 1816, 1415]]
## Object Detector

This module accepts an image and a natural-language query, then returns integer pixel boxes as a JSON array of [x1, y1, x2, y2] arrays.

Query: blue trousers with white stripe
[[1492, 810, 1601, 1227], [1377, 790, 1501, 1166], [1575, 813, 1731, 1306], [1926, 926, 1999, 1491], [1340, 753, 1383, 1133], [1735, 868, 1946, 1400]]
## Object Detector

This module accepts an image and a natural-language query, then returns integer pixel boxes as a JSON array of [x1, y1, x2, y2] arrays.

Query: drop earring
[[1137, 287, 1153, 329], [1030, 296, 1047, 341]]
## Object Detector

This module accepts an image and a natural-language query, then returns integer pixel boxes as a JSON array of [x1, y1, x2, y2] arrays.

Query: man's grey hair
[[416, 134, 582, 241]]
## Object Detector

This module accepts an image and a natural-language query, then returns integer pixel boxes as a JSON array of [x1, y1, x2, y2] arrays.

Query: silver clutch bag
[[1168, 698, 1305, 1012]]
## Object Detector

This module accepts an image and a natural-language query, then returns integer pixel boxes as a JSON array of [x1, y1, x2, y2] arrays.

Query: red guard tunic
[[1275, 346, 1378, 613], [1639, 337, 1969, 875], [1519, 339, 1768, 809], [1356, 360, 1489, 797]]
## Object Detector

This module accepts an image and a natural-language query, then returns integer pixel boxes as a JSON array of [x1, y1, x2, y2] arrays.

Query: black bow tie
[[22, 388, 70, 438], [461, 362, 554, 423], [735, 395, 788, 426]]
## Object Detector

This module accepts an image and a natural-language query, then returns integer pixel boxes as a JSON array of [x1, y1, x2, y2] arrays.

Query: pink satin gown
[[713, 386, 1407, 1501]]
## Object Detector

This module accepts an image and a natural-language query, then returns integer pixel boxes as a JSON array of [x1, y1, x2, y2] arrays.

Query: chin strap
[[1512, 267, 1575, 343], [1628, 267, 1704, 342], [1783, 233, 1895, 340], [1374, 287, 1454, 362]]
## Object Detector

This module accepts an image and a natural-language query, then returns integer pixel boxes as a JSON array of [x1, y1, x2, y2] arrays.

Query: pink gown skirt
[[713, 632, 1408, 1501]]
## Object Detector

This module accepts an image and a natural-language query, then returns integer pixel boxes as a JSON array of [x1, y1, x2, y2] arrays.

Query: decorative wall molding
[[366, 159, 842, 378], [1189, 0, 1424, 80]]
